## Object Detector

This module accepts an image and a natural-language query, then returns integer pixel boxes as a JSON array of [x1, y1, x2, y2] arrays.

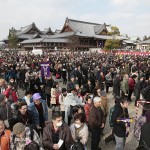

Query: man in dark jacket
[[138, 111, 150, 149], [113, 74, 121, 98], [89, 96, 104, 150], [112, 97, 129, 150], [43, 112, 73, 150]]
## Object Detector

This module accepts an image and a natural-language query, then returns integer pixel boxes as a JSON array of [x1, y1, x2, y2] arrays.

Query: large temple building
[[3, 18, 128, 51]]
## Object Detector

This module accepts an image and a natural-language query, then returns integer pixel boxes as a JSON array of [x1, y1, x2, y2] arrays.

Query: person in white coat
[[59, 88, 67, 120], [64, 87, 84, 125]]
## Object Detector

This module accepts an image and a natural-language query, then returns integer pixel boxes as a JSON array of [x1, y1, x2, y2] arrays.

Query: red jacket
[[84, 103, 92, 122], [128, 78, 135, 90], [4, 88, 18, 102]]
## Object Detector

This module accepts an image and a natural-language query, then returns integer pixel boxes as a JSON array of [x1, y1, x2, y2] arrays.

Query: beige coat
[[70, 123, 89, 145], [59, 94, 65, 111], [51, 88, 56, 104]]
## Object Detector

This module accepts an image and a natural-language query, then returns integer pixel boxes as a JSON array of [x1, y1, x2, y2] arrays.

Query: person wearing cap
[[10, 122, 43, 150], [0, 120, 11, 150], [0, 94, 11, 121], [28, 93, 48, 132], [89, 96, 104, 150]]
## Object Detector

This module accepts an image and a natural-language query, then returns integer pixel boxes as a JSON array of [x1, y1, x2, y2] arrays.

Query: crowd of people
[[0, 50, 150, 150]]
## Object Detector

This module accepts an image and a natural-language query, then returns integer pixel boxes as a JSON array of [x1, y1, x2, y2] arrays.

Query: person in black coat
[[83, 79, 94, 94], [113, 74, 121, 98], [134, 76, 146, 106], [112, 97, 129, 150], [138, 111, 150, 149]]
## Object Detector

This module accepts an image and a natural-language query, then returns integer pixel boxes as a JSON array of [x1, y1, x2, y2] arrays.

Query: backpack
[[71, 141, 85, 150], [141, 86, 150, 100], [12, 127, 34, 144]]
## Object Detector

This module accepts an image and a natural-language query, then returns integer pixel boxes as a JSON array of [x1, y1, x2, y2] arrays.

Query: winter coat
[[10, 127, 43, 150], [121, 79, 129, 94], [84, 103, 92, 122], [128, 77, 136, 90], [0, 130, 11, 150], [28, 100, 48, 126], [4, 88, 18, 103], [59, 94, 65, 111], [51, 88, 56, 104], [139, 122, 150, 148], [43, 121, 74, 150], [70, 123, 89, 145], [0, 102, 11, 121], [8, 110, 34, 130], [113, 77, 121, 97], [134, 115, 146, 141], [111, 102, 129, 137], [89, 105, 104, 128], [64, 93, 84, 124]]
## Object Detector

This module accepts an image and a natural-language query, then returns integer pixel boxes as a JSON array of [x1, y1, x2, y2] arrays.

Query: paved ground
[[18, 82, 141, 150]]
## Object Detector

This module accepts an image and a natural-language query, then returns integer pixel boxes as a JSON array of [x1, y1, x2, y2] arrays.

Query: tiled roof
[[65, 18, 110, 36], [141, 39, 150, 44], [20, 38, 68, 44]]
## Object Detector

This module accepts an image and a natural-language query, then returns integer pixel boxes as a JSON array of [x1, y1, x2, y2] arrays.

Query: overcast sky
[[0, 0, 150, 40]]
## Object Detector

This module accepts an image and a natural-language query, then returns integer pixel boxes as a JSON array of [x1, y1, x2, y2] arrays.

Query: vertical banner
[[40, 62, 50, 77]]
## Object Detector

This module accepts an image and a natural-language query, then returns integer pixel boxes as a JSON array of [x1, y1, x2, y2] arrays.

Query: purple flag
[[40, 62, 50, 77]]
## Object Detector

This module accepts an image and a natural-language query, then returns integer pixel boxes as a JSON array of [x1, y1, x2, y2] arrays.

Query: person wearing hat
[[0, 94, 11, 121], [89, 96, 104, 150], [10, 122, 43, 150], [28, 93, 48, 132]]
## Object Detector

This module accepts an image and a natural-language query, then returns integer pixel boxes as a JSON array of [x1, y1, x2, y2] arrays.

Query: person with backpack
[[0, 120, 11, 150], [10, 122, 43, 150]]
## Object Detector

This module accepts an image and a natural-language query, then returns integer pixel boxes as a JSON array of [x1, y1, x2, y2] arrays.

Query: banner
[[40, 62, 50, 77], [115, 51, 150, 56]]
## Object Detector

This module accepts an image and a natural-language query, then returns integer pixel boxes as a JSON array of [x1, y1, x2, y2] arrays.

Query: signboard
[[40, 62, 50, 77]]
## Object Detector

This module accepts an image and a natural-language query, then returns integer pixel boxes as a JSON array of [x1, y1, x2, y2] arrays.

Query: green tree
[[104, 39, 120, 50], [108, 26, 120, 36], [8, 27, 19, 49]]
